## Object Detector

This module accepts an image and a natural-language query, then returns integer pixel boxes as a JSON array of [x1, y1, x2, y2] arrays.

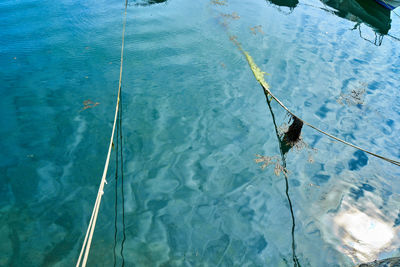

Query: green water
[[1, 0, 400, 266]]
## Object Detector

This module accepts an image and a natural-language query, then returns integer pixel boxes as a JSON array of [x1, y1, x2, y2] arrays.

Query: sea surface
[[1, 0, 400, 266]]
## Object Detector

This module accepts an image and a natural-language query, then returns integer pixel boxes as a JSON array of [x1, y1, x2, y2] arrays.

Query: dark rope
[[113, 106, 120, 267], [114, 1, 128, 265], [265, 93, 301, 267], [119, 88, 126, 266], [119, 0, 128, 265]]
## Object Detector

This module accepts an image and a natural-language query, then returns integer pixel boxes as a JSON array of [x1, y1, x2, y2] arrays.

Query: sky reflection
[[331, 200, 400, 263]]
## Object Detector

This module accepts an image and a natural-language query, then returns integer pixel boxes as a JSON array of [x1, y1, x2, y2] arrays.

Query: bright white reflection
[[334, 207, 396, 263], [308, 182, 400, 265]]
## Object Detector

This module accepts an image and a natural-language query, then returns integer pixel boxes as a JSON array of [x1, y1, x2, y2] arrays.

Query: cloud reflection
[[334, 206, 396, 262]]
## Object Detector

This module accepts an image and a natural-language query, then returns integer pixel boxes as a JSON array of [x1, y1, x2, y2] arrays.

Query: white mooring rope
[[76, 1, 128, 266]]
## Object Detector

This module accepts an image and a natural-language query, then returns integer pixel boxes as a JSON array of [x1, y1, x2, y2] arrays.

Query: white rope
[[76, 1, 128, 266]]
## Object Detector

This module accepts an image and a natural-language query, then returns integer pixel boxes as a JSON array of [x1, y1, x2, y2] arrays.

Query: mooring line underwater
[[229, 36, 400, 167], [119, 90, 127, 266], [113, 92, 126, 267], [76, 0, 129, 266], [113, 116, 119, 267], [265, 97, 301, 267]]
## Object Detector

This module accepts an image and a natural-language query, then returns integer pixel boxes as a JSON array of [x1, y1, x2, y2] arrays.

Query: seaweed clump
[[283, 116, 303, 144], [281, 115, 303, 155]]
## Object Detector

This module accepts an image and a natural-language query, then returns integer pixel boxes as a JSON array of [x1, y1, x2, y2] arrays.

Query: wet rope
[[230, 37, 400, 167], [76, 1, 128, 266]]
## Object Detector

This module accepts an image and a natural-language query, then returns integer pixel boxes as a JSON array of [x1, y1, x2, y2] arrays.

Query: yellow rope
[[76, 1, 128, 266], [230, 37, 400, 167]]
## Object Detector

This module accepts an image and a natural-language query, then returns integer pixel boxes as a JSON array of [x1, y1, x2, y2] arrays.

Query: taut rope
[[76, 1, 129, 266]]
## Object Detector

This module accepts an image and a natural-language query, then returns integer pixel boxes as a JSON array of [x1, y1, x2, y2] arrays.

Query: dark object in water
[[321, 0, 391, 35], [280, 116, 303, 155], [266, 0, 298, 9], [134, 0, 167, 6], [355, 257, 400, 267], [283, 116, 303, 144]]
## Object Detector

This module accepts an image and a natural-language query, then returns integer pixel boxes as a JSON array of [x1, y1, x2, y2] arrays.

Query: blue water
[[1, 0, 400, 266]]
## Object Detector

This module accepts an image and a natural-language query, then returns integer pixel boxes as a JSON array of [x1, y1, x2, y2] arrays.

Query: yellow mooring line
[[76, 1, 128, 266]]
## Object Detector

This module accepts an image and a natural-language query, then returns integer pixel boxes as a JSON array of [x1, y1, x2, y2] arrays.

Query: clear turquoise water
[[1, 0, 400, 266]]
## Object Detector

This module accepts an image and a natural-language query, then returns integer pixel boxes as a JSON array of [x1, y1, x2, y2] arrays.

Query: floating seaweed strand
[[230, 36, 400, 167]]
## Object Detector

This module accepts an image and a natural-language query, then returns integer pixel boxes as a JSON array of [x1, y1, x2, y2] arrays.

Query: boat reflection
[[266, 0, 393, 45], [321, 0, 391, 45], [267, 0, 299, 9], [132, 0, 168, 6], [321, 0, 391, 35]]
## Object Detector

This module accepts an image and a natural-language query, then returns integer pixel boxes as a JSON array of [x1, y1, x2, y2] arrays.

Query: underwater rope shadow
[[114, 107, 119, 267], [113, 88, 126, 267], [263, 88, 302, 267], [119, 88, 126, 266]]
